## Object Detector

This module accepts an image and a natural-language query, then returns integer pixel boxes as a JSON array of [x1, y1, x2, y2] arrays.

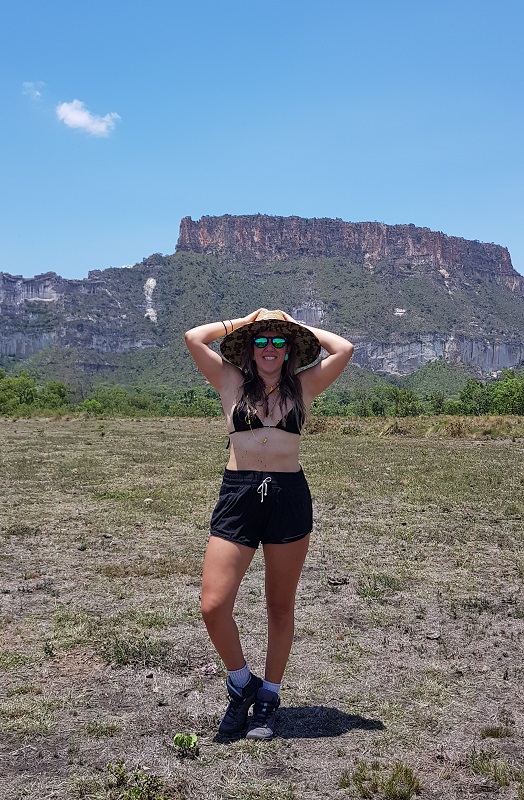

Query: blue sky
[[2, 0, 523, 280]]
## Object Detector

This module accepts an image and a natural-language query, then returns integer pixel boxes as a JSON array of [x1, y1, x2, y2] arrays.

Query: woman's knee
[[266, 599, 295, 626], [201, 594, 231, 627]]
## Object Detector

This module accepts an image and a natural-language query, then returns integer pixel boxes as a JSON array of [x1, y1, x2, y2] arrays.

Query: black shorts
[[209, 468, 313, 549]]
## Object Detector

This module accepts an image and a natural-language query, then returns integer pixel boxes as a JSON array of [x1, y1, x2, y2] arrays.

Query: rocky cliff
[[2, 215, 524, 386], [177, 215, 524, 295], [0, 269, 158, 359], [353, 334, 524, 375]]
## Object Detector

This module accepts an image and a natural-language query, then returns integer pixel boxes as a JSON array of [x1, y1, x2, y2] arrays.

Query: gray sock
[[262, 679, 281, 696], [228, 662, 251, 688]]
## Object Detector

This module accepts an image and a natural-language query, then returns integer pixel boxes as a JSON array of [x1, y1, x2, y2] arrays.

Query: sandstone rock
[[177, 215, 523, 296]]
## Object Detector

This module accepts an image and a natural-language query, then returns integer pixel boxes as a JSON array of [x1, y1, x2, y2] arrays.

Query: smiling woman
[[184, 308, 354, 741]]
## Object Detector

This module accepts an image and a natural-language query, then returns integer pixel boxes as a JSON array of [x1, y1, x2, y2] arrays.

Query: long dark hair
[[235, 338, 306, 428]]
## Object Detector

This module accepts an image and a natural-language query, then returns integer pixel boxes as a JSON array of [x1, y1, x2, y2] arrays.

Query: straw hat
[[220, 309, 321, 370]]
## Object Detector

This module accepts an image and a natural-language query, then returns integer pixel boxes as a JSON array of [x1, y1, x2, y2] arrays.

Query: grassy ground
[[1, 416, 523, 800]]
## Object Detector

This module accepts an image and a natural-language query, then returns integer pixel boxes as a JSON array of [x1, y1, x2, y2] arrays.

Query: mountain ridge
[[177, 214, 524, 294], [1, 215, 524, 388]]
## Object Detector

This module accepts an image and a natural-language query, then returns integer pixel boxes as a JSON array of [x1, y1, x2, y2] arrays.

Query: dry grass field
[[1, 416, 523, 800]]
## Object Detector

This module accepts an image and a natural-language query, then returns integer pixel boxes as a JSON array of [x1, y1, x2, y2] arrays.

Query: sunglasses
[[253, 336, 288, 349]]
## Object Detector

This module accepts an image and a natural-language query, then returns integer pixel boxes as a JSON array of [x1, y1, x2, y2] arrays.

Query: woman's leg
[[262, 534, 310, 683], [201, 535, 256, 670]]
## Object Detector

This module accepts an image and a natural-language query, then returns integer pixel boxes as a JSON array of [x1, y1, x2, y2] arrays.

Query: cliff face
[[0, 270, 158, 359], [177, 215, 523, 295], [351, 334, 524, 376], [2, 215, 524, 384]]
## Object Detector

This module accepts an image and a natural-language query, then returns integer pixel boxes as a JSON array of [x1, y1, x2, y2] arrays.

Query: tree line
[[311, 371, 524, 417], [1, 368, 523, 418]]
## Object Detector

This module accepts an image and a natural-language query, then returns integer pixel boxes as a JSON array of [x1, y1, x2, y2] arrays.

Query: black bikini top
[[228, 404, 304, 436]]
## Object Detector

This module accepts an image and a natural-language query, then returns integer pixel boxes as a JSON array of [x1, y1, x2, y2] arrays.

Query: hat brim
[[220, 319, 321, 370]]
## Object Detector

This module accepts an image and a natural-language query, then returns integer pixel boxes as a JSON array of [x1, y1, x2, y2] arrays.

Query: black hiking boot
[[217, 673, 262, 738], [246, 688, 280, 740]]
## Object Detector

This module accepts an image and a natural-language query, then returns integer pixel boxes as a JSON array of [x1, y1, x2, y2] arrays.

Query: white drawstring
[[257, 476, 272, 502]]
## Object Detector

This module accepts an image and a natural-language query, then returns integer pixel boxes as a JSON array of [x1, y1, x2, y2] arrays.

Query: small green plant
[[86, 719, 122, 738], [0, 695, 59, 736], [172, 732, 199, 758], [43, 639, 56, 658], [468, 748, 493, 777], [356, 573, 403, 604], [101, 634, 172, 668], [105, 761, 177, 800], [349, 761, 382, 798], [338, 768, 352, 789], [0, 651, 32, 670], [4, 523, 41, 537], [73, 777, 101, 797], [5, 685, 37, 698], [481, 724, 513, 739], [468, 749, 515, 787], [490, 761, 514, 788], [343, 761, 421, 800], [382, 763, 422, 799], [461, 596, 494, 613]]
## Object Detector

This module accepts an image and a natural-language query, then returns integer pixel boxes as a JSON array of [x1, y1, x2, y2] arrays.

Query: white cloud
[[55, 99, 120, 137], [22, 81, 45, 100]]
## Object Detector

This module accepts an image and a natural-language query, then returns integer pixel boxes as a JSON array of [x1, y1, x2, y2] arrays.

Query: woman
[[184, 308, 354, 740]]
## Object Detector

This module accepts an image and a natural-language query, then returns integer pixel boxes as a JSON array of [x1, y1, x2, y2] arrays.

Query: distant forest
[[1, 366, 523, 418]]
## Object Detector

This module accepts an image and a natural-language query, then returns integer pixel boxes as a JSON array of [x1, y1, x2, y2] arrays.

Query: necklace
[[266, 390, 280, 418], [246, 387, 280, 445], [246, 416, 268, 445], [263, 383, 280, 418], [243, 383, 281, 446]]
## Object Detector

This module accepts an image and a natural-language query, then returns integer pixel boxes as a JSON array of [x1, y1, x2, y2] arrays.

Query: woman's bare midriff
[[226, 428, 301, 472]]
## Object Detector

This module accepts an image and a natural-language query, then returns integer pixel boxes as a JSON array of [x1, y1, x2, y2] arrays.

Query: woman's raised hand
[[241, 308, 267, 325]]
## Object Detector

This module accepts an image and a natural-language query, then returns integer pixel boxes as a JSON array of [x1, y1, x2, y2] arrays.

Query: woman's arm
[[282, 313, 354, 400], [184, 310, 265, 392]]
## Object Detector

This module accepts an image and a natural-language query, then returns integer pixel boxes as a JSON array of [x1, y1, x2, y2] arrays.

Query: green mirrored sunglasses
[[253, 336, 287, 349]]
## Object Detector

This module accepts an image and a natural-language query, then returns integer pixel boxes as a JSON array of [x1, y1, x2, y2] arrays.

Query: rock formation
[[177, 215, 524, 295], [1, 215, 524, 383]]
